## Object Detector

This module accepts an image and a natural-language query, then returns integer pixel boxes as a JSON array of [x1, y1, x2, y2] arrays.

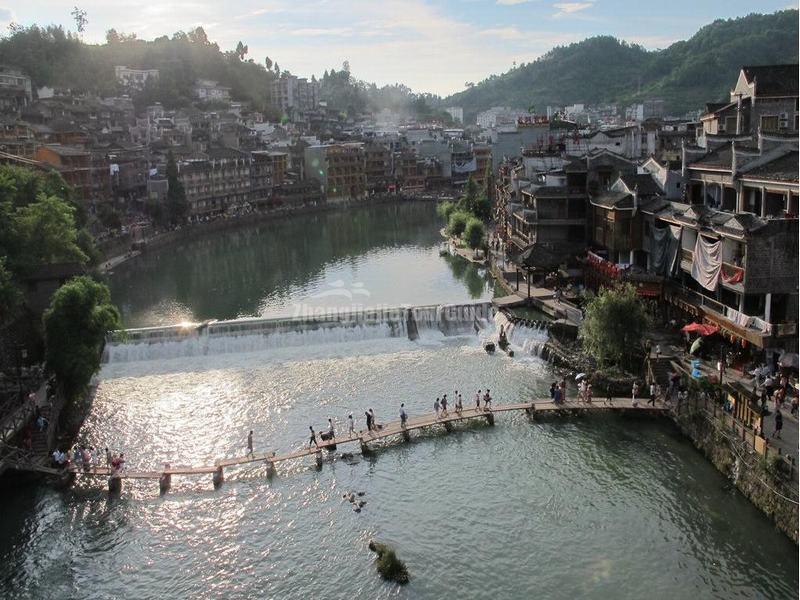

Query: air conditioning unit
[[779, 112, 789, 128]]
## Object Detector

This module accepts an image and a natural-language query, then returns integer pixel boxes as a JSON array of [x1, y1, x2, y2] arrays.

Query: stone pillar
[[265, 458, 277, 478], [360, 438, 370, 455], [443, 420, 453, 433], [760, 186, 767, 218], [159, 473, 171, 495], [315, 449, 323, 469], [108, 475, 122, 496], [212, 466, 224, 489], [764, 293, 772, 323], [402, 428, 411, 442], [485, 413, 495, 426]]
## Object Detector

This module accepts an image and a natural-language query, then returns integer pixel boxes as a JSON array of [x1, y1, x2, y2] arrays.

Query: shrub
[[463, 217, 485, 249], [436, 200, 456, 221], [447, 210, 470, 237], [368, 541, 409, 584]]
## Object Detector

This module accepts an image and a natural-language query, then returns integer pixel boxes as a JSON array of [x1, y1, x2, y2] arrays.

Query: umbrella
[[778, 353, 799, 369], [575, 373, 587, 381], [690, 338, 703, 355], [681, 322, 719, 336]]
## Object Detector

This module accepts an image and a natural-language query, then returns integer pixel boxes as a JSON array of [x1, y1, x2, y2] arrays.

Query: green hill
[[0, 26, 276, 113], [443, 10, 798, 121]]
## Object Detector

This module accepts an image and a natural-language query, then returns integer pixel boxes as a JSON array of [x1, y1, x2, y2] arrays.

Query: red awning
[[681, 322, 720, 336]]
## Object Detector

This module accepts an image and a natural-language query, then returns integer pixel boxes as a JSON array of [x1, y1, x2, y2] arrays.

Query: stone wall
[[671, 392, 799, 543], [744, 219, 799, 294]]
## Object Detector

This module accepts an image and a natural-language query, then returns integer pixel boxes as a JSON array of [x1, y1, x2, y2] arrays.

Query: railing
[[681, 248, 694, 263], [674, 286, 727, 316], [721, 262, 745, 284]]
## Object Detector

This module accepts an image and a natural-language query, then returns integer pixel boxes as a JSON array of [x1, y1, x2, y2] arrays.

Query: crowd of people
[[51, 445, 126, 474]]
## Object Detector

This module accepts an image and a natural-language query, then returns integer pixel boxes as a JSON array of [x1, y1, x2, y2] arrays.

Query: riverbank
[[99, 194, 440, 274]]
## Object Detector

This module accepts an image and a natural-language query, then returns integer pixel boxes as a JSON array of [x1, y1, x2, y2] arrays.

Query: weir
[[104, 301, 495, 363], [493, 311, 549, 357]]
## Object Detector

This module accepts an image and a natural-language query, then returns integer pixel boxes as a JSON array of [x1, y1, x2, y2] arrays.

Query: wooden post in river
[[212, 465, 224, 488]]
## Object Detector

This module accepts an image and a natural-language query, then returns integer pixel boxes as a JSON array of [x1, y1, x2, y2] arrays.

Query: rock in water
[[368, 541, 410, 585]]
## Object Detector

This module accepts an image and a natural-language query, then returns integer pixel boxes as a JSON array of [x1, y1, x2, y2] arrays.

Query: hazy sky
[[1, 1, 794, 96]]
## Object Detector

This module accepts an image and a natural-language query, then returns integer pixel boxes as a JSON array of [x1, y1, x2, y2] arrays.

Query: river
[[0, 201, 796, 599]]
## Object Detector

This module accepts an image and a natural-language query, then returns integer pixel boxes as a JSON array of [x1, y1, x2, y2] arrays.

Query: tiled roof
[[590, 191, 632, 210], [741, 64, 799, 98], [741, 151, 799, 183], [619, 173, 662, 197]]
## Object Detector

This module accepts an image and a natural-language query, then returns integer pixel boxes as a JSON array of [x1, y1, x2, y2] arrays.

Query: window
[[761, 115, 779, 132]]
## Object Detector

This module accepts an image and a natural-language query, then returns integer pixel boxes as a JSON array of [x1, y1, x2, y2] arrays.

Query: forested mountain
[[443, 10, 798, 121]]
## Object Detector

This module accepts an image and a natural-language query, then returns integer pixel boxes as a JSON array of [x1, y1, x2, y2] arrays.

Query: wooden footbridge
[[27, 398, 667, 495]]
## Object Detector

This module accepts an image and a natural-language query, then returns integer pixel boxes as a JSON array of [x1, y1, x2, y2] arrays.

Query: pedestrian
[[434, 397, 441, 418], [648, 381, 657, 406], [549, 382, 557, 400], [327, 418, 335, 439], [365, 410, 373, 432], [308, 425, 318, 448], [105, 447, 112, 467], [456, 394, 463, 414], [586, 384, 593, 404], [400, 403, 408, 428], [632, 382, 640, 407], [475, 390, 482, 410], [369, 409, 378, 431], [247, 430, 254, 456], [484, 389, 492, 411], [348, 413, 355, 435], [773, 409, 783, 439], [655, 344, 661, 360], [441, 395, 448, 417]]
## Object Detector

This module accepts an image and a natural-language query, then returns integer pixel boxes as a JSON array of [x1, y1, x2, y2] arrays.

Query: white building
[[114, 66, 159, 90], [193, 79, 231, 103], [445, 106, 463, 124], [476, 106, 525, 129]]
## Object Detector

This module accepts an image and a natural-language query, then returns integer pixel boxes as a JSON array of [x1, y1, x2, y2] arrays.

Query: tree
[[436, 200, 456, 222], [447, 211, 470, 238], [579, 283, 649, 370], [265, 56, 273, 71], [165, 151, 188, 225], [43, 276, 121, 398], [71, 7, 88, 33], [235, 41, 248, 60], [463, 217, 485, 250], [0, 257, 21, 325], [13, 194, 88, 269]]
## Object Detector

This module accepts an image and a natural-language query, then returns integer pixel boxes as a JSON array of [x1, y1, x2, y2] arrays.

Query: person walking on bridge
[[308, 426, 319, 448], [247, 430, 254, 456], [475, 390, 482, 410], [441, 395, 449, 417], [365, 411, 373, 432], [348, 413, 355, 435], [400, 403, 408, 428]]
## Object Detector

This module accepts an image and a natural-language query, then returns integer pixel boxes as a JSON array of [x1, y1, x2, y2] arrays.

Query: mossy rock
[[368, 541, 410, 584]]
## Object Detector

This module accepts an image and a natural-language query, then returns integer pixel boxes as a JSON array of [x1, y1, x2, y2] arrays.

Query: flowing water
[[0, 202, 796, 599]]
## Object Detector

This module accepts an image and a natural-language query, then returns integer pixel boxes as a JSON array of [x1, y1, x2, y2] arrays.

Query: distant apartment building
[[304, 143, 366, 202], [34, 144, 92, 203], [0, 65, 33, 113], [445, 106, 463, 124], [250, 150, 288, 206], [193, 79, 232, 103], [270, 75, 320, 114], [114, 66, 159, 90], [364, 142, 391, 192], [476, 106, 525, 129], [178, 147, 251, 217]]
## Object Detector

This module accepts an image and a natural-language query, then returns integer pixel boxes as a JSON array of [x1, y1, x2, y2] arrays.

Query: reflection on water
[[109, 202, 491, 327]]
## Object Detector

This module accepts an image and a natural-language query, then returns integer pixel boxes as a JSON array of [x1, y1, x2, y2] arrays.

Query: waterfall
[[494, 311, 549, 356], [105, 301, 495, 364]]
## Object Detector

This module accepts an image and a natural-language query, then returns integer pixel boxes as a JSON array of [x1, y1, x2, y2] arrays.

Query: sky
[[1, 1, 795, 96]]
